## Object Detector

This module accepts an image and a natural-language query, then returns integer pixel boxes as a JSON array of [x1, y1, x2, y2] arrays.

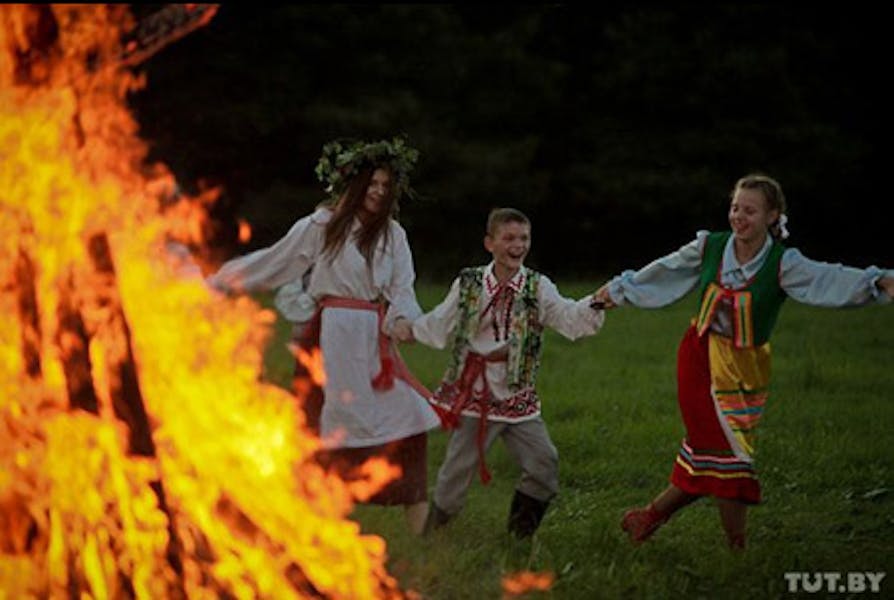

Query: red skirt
[[670, 326, 761, 504]]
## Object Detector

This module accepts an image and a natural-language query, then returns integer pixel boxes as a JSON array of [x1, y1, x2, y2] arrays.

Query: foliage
[[314, 136, 419, 201]]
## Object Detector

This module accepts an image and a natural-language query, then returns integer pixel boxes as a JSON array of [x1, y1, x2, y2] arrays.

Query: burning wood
[[120, 5, 218, 67], [1, 5, 404, 598]]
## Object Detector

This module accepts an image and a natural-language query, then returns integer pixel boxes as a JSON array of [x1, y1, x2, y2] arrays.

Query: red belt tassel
[[370, 303, 395, 390], [444, 352, 496, 484]]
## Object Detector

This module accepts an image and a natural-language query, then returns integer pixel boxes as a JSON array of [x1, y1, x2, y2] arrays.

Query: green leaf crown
[[314, 136, 419, 201]]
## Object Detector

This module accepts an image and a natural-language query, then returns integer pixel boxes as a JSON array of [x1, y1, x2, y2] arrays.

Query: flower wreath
[[314, 136, 419, 201]]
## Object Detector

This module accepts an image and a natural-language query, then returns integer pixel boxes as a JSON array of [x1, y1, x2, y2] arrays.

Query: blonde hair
[[733, 174, 787, 239]]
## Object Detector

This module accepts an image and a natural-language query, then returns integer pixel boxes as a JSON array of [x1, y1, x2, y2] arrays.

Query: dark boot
[[422, 503, 452, 535], [507, 490, 550, 539]]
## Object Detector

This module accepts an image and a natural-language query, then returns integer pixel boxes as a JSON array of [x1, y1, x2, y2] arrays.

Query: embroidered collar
[[483, 262, 526, 296]]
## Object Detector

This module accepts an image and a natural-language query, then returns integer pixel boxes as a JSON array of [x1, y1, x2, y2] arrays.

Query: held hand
[[590, 284, 617, 310], [391, 318, 416, 343], [877, 275, 894, 298]]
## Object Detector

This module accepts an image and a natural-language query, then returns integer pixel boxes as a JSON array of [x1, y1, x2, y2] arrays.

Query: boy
[[394, 208, 605, 537]]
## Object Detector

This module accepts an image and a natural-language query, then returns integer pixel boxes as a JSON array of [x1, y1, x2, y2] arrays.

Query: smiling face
[[728, 187, 779, 246], [484, 220, 531, 282], [361, 167, 393, 217]]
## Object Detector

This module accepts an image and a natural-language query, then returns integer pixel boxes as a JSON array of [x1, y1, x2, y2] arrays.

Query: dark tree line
[[130, 4, 891, 279]]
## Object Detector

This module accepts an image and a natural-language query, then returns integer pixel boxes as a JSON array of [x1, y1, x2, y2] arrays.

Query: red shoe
[[621, 504, 667, 544]]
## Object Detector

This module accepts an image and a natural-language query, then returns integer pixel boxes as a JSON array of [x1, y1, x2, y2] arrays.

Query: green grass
[[259, 282, 894, 599]]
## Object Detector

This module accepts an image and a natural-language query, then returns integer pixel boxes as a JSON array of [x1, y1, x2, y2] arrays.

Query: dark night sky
[[130, 4, 892, 278]]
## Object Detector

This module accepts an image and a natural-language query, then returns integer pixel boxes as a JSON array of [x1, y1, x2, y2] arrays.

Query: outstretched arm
[[602, 231, 708, 308], [207, 211, 322, 294], [540, 276, 605, 341], [781, 249, 893, 307]]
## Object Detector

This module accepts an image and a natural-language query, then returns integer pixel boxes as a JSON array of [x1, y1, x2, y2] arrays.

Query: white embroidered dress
[[208, 207, 440, 448]]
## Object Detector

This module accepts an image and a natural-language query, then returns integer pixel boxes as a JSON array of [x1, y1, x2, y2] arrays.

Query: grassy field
[[260, 282, 894, 599]]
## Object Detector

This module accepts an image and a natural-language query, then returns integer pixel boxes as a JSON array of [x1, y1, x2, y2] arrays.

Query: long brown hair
[[322, 165, 397, 264]]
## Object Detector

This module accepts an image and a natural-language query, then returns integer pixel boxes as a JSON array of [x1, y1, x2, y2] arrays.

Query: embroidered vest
[[443, 266, 543, 391], [695, 231, 787, 348]]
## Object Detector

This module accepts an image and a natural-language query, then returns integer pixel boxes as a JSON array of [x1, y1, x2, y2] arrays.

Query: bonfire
[[0, 5, 403, 598]]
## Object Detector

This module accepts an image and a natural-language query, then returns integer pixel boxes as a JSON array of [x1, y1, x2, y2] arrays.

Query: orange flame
[[347, 458, 402, 503], [501, 571, 555, 598], [0, 5, 402, 598], [290, 343, 326, 387]]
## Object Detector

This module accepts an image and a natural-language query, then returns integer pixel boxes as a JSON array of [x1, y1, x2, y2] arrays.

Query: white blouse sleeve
[[780, 248, 892, 307], [382, 222, 424, 332], [411, 277, 461, 350], [538, 275, 604, 341], [206, 210, 324, 293], [607, 231, 708, 308]]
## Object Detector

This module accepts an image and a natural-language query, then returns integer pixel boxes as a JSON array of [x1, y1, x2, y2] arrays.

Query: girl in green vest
[[594, 174, 894, 549]]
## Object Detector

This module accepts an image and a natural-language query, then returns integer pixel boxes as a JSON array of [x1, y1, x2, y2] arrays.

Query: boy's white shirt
[[412, 262, 604, 401]]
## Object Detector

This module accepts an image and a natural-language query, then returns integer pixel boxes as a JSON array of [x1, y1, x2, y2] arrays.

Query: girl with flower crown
[[594, 173, 894, 550], [207, 137, 440, 534]]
